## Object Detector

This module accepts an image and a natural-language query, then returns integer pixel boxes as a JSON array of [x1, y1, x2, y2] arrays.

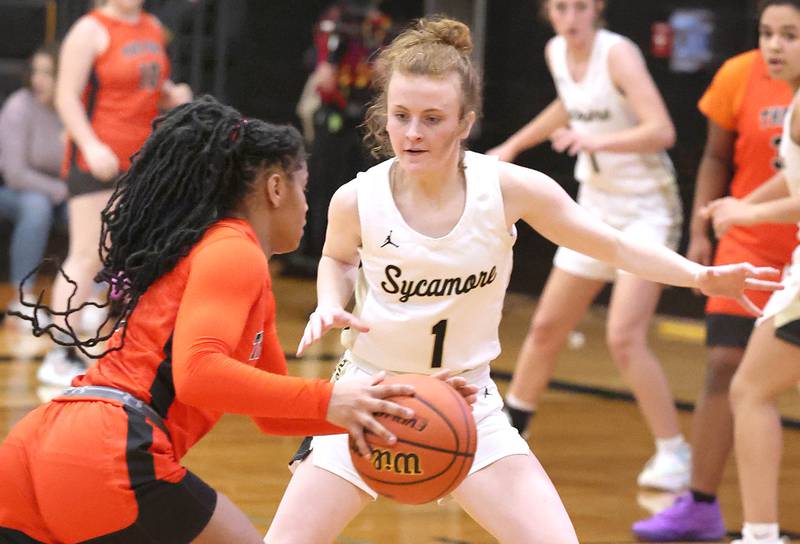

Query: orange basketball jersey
[[698, 50, 797, 263], [75, 219, 339, 458], [64, 9, 169, 176]]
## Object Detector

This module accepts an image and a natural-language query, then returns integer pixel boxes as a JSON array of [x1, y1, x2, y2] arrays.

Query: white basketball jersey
[[341, 151, 516, 373], [547, 29, 675, 193]]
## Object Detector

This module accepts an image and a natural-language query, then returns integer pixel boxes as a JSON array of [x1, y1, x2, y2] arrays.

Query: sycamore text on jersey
[[380, 264, 498, 303]]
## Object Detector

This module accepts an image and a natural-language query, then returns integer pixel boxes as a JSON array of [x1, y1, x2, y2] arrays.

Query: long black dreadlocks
[[13, 95, 306, 358]]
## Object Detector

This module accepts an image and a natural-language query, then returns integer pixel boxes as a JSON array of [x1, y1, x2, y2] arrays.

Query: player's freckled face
[[385, 71, 473, 176]]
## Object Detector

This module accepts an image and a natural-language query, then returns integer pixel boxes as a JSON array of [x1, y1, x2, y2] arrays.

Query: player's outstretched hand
[[328, 371, 416, 458], [296, 306, 369, 356], [431, 369, 479, 405], [695, 263, 783, 316]]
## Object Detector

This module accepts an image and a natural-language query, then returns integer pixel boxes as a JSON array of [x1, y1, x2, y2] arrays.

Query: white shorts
[[759, 258, 800, 328], [306, 356, 531, 499], [554, 182, 683, 282]]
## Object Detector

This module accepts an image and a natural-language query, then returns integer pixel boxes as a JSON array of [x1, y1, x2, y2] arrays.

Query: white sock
[[742, 522, 780, 542], [505, 393, 536, 412], [655, 434, 687, 454]]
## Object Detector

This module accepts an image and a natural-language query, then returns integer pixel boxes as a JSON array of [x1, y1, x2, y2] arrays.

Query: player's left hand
[[695, 263, 782, 316], [431, 369, 479, 405]]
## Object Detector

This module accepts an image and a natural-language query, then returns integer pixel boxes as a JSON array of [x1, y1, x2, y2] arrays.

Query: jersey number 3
[[430, 319, 448, 368]]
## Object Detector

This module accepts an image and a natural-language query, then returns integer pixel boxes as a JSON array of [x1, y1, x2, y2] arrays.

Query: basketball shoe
[[637, 442, 691, 491], [632, 492, 725, 541]]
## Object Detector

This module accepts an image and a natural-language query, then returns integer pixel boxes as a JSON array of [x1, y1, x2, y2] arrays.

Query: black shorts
[[66, 166, 117, 197], [0, 527, 44, 543], [705, 313, 756, 348], [775, 317, 800, 347]]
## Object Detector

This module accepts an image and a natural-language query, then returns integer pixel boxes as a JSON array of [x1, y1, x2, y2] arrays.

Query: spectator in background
[[35, 0, 191, 387], [0, 43, 67, 322], [283, 0, 393, 277]]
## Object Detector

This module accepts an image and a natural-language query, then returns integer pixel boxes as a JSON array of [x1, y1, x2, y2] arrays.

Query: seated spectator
[[0, 43, 67, 322]]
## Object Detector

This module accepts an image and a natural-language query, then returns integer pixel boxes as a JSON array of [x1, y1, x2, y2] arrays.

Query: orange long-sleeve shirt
[[76, 218, 341, 458]]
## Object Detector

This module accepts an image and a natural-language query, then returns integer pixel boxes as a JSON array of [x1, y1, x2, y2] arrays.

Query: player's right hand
[[82, 140, 119, 181], [296, 306, 369, 356], [327, 371, 416, 458]]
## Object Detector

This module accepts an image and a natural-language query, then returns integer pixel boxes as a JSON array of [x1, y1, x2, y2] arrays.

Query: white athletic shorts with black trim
[[758, 253, 800, 346], [554, 181, 683, 282], [302, 353, 531, 500]]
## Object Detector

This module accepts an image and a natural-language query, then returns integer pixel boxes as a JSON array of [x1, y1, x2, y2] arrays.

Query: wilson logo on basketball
[[370, 449, 423, 475]]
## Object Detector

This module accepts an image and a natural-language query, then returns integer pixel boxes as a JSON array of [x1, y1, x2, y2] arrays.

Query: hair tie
[[110, 272, 131, 301], [230, 118, 249, 142]]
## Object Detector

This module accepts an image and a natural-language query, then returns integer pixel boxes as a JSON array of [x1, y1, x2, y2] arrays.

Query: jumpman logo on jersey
[[380, 230, 399, 248]]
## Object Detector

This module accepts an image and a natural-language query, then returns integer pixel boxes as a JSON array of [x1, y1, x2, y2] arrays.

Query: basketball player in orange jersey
[[0, 96, 472, 543], [37, 0, 193, 387], [702, 2, 800, 542], [488, 0, 691, 492], [264, 17, 782, 544], [633, 44, 795, 544]]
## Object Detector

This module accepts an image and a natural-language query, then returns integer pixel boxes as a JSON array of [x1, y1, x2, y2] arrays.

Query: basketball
[[349, 374, 477, 505]]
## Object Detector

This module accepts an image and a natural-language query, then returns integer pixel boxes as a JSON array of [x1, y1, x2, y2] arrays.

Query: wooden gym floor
[[1, 272, 798, 543]]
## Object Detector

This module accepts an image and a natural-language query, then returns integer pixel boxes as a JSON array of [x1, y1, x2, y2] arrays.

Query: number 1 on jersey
[[430, 319, 448, 368]]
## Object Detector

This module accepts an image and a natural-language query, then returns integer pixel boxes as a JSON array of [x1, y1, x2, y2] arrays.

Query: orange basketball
[[349, 374, 477, 504]]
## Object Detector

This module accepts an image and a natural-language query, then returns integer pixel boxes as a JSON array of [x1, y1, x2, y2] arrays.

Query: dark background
[[0, 0, 766, 317]]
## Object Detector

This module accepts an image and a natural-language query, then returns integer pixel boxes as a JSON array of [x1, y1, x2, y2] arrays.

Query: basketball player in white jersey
[[263, 16, 780, 544], [488, 0, 689, 491], [702, 2, 800, 542]]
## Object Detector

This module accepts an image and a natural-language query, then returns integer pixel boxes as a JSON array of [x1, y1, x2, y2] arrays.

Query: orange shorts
[[0, 397, 215, 543], [706, 234, 789, 317]]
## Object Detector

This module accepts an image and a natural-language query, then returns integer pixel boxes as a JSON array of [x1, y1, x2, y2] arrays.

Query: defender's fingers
[[737, 294, 763, 317], [296, 322, 314, 356], [748, 266, 781, 277], [309, 315, 323, 342], [431, 369, 453, 381], [743, 278, 783, 291], [296, 337, 308, 357], [343, 313, 370, 332]]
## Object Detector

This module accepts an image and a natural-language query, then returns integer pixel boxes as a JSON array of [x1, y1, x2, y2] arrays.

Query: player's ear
[[460, 110, 476, 140], [262, 169, 285, 208]]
